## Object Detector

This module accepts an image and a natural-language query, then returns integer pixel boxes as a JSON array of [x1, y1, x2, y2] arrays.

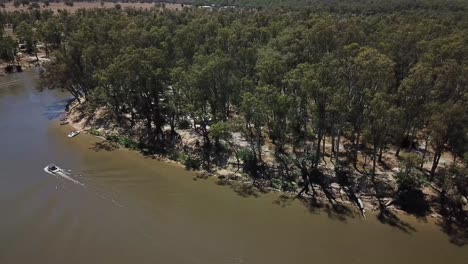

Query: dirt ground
[[1, 1, 184, 13]]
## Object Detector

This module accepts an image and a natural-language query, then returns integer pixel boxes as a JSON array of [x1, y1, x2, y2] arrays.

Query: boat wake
[[43, 164, 125, 208], [43, 166, 85, 187]]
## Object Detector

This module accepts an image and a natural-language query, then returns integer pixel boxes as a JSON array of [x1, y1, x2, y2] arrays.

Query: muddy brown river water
[[0, 71, 467, 264]]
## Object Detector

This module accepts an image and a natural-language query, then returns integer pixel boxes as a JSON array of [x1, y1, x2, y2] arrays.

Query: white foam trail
[[43, 167, 85, 187], [56, 171, 85, 186], [44, 166, 127, 208], [0, 80, 19, 87]]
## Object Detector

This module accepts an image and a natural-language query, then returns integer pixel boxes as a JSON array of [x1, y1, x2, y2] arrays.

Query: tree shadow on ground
[[295, 196, 356, 222], [395, 189, 431, 218], [43, 98, 73, 120], [90, 141, 119, 152], [216, 179, 262, 198], [438, 195, 468, 246], [377, 207, 416, 233], [273, 194, 295, 207], [368, 172, 416, 233]]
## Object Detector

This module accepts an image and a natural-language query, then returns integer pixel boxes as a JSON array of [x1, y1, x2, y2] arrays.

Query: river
[[0, 71, 466, 264]]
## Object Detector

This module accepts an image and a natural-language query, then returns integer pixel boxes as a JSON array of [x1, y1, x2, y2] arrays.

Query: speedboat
[[43, 164, 85, 186], [44, 164, 61, 174], [68, 130, 80, 138]]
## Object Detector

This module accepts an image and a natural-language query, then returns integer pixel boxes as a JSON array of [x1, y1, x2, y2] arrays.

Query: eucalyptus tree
[[340, 45, 396, 169], [95, 47, 169, 146], [0, 34, 16, 67]]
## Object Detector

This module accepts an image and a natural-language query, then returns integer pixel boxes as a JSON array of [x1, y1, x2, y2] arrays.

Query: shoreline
[[63, 98, 453, 222]]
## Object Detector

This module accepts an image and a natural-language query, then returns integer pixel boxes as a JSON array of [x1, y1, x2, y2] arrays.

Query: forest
[[0, 3, 467, 242]]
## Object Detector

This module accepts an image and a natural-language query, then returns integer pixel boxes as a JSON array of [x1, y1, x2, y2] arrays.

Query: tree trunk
[[256, 127, 262, 162], [378, 144, 384, 162], [353, 129, 361, 168], [395, 125, 408, 157], [420, 137, 428, 170], [322, 133, 326, 161], [430, 151, 442, 180], [372, 142, 378, 183], [407, 126, 417, 151], [34, 47, 39, 62], [335, 129, 341, 164], [330, 133, 335, 162], [315, 130, 322, 168]]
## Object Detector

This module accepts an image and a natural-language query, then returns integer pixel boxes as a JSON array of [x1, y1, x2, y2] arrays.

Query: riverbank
[[0, 50, 49, 77], [62, 99, 468, 224], [2, 69, 467, 264]]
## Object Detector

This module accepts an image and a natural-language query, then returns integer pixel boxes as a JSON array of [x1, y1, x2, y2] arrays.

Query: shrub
[[89, 128, 103, 136], [105, 134, 139, 149], [239, 148, 260, 178], [184, 155, 201, 170], [396, 170, 427, 192], [168, 150, 183, 162], [396, 153, 426, 191], [395, 153, 430, 215], [114, 3, 121, 9], [177, 119, 191, 129]]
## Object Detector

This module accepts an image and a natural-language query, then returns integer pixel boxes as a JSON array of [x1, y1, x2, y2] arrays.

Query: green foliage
[[13, 5, 464, 200], [106, 134, 139, 150], [239, 148, 255, 164], [89, 128, 103, 136], [0, 35, 16, 63], [15, 21, 37, 54], [195, 0, 468, 12], [177, 119, 191, 129], [168, 150, 183, 162], [184, 155, 202, 170], [210, 122, 232, 141], [396, 153, 427, 191]]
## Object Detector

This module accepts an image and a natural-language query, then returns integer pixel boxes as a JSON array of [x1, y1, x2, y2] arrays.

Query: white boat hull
[[68, 131, 80, 138]]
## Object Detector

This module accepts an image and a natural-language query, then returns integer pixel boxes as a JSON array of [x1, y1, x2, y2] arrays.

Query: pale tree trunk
[[322, 133, 326, 161], [372, 144, 378, 182], [335, 129, 341, 164], [353, 129, 361, 168], [420, 137, 429, 170]]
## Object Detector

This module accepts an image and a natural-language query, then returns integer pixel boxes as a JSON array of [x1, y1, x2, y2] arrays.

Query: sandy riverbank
[[0, 55, 49, 77], [60, 98, 464, 222]]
